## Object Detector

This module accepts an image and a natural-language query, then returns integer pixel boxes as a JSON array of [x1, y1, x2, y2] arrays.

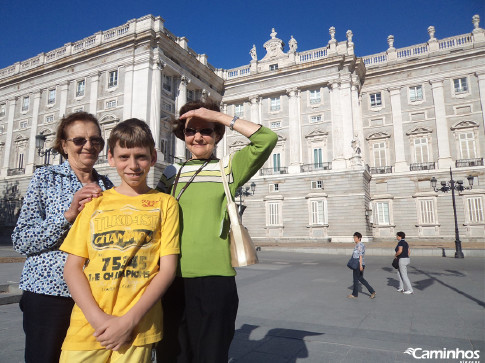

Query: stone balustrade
[[0, 15, 215, 80]]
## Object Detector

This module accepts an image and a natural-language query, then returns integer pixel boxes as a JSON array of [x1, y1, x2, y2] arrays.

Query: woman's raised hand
[[64, 182, 102, 223]]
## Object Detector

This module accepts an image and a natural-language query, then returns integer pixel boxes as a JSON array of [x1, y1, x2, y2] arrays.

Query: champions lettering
[[93, 229, 154, 250], [93, 214, 157, 230]]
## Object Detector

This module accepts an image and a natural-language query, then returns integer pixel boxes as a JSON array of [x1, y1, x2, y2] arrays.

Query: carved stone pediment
[[305, 129, 328, 139], [406, 127, 432, 136], [451, 120, 479, 130], [261, 28, 286, 62], [99, 113, 118, 125], [366, 132, 391, 140], [230, 140, 249, 148]]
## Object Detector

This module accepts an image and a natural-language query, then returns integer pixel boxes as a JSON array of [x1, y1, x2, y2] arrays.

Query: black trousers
[[19, 290, 74, 363], [156, 276, 239, 363], [352, 267, 375, 297]]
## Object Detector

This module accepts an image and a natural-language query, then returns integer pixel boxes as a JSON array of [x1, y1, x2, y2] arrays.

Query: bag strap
[[172, 159, 210, 201], [218, 160, 233, 203]]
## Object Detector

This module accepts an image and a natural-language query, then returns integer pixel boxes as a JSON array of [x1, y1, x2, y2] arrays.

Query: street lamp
[[35, 134, 58, 165], [235, 182, 256, 221], [430, 167, 474, 258]]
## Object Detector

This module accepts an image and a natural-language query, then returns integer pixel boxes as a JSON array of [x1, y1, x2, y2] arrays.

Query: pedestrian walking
[[347, 232, 376, 299], [395, 231, 414, 294]]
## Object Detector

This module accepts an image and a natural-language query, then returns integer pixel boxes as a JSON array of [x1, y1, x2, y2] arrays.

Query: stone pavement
[[0, 247, 484, 362]]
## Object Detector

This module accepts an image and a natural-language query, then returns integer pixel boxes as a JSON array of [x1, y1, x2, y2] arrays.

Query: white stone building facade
[[1, 14, 484, 244]]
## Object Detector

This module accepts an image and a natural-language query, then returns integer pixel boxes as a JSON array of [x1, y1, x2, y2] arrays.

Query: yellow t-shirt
[[60, 188, 180, 351]]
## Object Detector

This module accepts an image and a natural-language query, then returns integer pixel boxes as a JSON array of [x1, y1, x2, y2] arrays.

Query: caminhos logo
[[404, 347, 480, 361]]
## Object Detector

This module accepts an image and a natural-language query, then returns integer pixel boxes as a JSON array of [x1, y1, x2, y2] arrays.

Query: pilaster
[[286, 87, 301, 173], [249, 95, 260, 124], [339, 80, 354, 161], [123, 64, 135, 120], [150, 62, 162, 159], [476, 73, 485, 133], [59, 81, 69, 117], [174, 74, 189, 160], [89, 73, 99, 115], [430, 79, 454, 169], [26, 91, 42, 174], [389, 87, 409, 172], [1, 98, 17, 177], [329, 82, 346, 170]]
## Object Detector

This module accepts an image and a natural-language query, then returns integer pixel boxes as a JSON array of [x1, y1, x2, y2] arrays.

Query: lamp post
[[35, 134, 58, 166], [430, 168, 474, 258], [235, 182, 256, 221]]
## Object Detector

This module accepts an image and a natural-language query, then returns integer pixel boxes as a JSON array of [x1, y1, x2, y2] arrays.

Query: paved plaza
[[0, 248, 484, 363]]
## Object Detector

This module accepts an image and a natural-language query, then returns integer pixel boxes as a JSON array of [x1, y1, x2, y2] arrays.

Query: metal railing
[[369, 166, 393, 174], [7, 168, 25, 176], [410, 162, 435, 171], [456, 158, 484, 167]]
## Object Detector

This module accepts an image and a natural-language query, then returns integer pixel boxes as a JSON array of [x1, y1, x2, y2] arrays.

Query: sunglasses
[[183, 128, 214, 137], [66, 137, 105, 148]]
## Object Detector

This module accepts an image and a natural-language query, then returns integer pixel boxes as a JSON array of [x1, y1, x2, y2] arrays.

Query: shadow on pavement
[[230, 324, 322, 362]]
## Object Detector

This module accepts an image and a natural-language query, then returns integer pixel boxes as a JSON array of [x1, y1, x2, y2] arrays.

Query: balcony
[[369, 166, 393, 174], [301, 162, 332, 172], [410, 162, 435, 171], [456, 158, 483, 168], [7, 168, 25, 176], [260, 167, 288, 176]]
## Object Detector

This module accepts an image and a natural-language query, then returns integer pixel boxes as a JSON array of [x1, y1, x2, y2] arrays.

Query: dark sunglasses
[[66, 137, 105, 147], [183, 128, 214, 137]]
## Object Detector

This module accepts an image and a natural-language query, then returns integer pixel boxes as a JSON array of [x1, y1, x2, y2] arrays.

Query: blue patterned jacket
[[12, 161, 113, 297]]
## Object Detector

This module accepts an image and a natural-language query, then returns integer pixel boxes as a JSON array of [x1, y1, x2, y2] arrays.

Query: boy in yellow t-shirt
[[59, 119, 180, 363]]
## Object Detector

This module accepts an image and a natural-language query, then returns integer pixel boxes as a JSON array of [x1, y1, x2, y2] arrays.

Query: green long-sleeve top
[[156, 126, 277, 277]]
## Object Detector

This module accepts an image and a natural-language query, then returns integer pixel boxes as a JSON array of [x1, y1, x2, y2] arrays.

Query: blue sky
[[1, 0, 484, 70]]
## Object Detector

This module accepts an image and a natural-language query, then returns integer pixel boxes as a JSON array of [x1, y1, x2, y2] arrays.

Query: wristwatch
[[229, 116, 239, 130]]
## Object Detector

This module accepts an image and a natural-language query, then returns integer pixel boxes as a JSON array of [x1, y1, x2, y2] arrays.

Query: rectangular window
[[19, 120, 28, 129], [372, 142, 387, 167], [454, 77, 468, 93], [0, 103, 5, 116], [270, 97, 280, 111], [309, 89, 321, 104], [313, 148, 323, 168], [48, 89, 56, 104], [106, 100, 117, 109], [22, 96, 30, 111], [311, 200, 325, 225], [162, 74, 172, 92], [419, 199, 435, 224], [310, 115, 322, 123], [374, 202, 390, 225], [269, 64, 278, 71], [270, 121, 281, 129], [311, 180, 323, 189], [234, 104, 244, 118], [268, 202, 280, 225], [273, 153, 281, 172], [187, 90, 194, 101], [108, 70, 118, 88], [409, 85, 423, 102], [370, 92, 382, 107], [45, 115, 54, 123], [73, 107, 84, 112], [414, 137, 429, 163], [459, 132, 477, 159], [269, 183, 279, 192], [467, 197, 484, 223], [76, 80, 85, 97], [18, 153, 24, 169]]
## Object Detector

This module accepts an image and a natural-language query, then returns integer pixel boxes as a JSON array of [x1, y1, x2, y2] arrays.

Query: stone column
[[123, 65, 134, 120], [329, 81, 346, 170], [476, 73, 485, 132], [339, 79, 354, 161], [174, 75, 188, 160], [249, 95, 260, 123], [430, 79, 453, 168], [59, 81, 69, 117], [389, 87, 409, 172], [89, 73, 99, 115], [287, 88, 301, 173], [217, 103, 227, 160], [26, 91, 42, 174], [150, 62, 162, 160], [351, 81, 366, 162], [1, 98, 17, 177], [131, 63, 151, 122]]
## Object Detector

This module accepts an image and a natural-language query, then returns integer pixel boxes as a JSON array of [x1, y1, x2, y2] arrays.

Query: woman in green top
[[156, 100, 277, 363]]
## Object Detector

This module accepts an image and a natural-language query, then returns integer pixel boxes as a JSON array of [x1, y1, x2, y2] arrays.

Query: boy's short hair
[[353, 232, 362, 240], [108, 118, 155, 153], [396, 231, 406, 239]]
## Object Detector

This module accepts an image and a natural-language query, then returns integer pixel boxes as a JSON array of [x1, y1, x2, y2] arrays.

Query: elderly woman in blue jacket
[[12, 112, 113, 363]]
